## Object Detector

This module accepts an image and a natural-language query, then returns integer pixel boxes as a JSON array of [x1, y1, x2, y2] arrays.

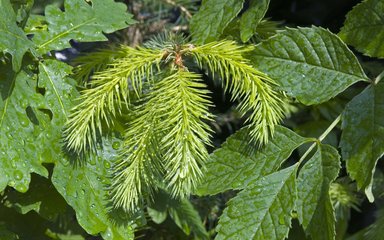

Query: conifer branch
[[155, 69, 212, 197], [63, 46, 164, 154], [187, 41, 286, 145], [111, 96, 163, 212]]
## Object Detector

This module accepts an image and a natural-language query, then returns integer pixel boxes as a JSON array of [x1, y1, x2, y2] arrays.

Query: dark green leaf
[[2, 174, 67, 221], [339, 0, 384, 58], [240, 0, 270, 42], [0, 64, 49, 193], [249, 26, 369, 105], [216, 165, 297, 240], [52, 139, 135, 240], [33, 0, 135, 54], [0, 0, 34, 71], [37, 59, 78, 163], [190, 0, 244, 44], [340, 82, 384, 201], [148, 190, 209, 239], [296, 144, 340, 240], [196, 126, 310, 196]]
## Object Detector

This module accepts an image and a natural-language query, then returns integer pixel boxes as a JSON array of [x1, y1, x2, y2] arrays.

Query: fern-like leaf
[[187, 41, 286, 145], [63, 46, 164, 154]]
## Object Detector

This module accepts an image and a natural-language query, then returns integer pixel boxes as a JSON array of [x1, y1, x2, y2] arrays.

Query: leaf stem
[[374, 70, 384, 84], [298, 114, 342, 165]]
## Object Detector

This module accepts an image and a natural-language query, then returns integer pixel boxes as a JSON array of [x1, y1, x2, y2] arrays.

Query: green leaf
[[2, 174, 67, 222], [249, 26, 369, 105], [296, 144, 341, 240], [0, 0, 34, 71], [0, 64, 49, 193], [37, 59, 78, 163], [52, 139, 135, 240], [196, 126, 310, 196], [240, 0, 270, 42], [340, 82, 384, 201], [216, 165, 297, 240], [338, 0, 384, 58], [148, 190, 208, 239], [33, 0, 135, 54], [190, 0, 244, 44]]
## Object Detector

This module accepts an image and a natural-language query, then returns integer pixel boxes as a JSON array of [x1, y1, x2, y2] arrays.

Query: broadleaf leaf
[[52, 139, 134, 240], [339, 0, 384, 58], [190, 0, 244, 44], [33, 0, 135, 54], [196, 126, 310, 196], [240, 0, 270, 42], [216, 165, 297, 240], [249, 26, 369, 105], [340, 82, 384, 201], [0, 0, 34, 71], [296, 144, 341, 240]]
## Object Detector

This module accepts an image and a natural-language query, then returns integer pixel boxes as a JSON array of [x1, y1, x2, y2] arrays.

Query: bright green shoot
[[63, 34, 287, 212]]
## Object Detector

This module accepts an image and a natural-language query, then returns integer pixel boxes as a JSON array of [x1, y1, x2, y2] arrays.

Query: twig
[[163, 0, 193, 19]]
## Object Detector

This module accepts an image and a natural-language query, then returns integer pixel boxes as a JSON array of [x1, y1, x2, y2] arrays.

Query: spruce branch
[[155, 69, 212, 197], [187, 41, 286, 145], [111, 95, 163, 212], [63, 46, 164, 154]]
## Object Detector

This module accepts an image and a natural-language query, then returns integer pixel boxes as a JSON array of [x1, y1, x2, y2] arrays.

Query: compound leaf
[[339, 0, 384, 58], [0, 0, 34, 71], [196, 126, 310, 196], [249, 26, 369, 105], [216, 165, 297, 240], [52, 139, 134, 240], [33, 0, 135, 54], [340, 82, 384, 201], [240, 0, 270, 42], [190, 0, 244, 44], [296, 144, 341, 240]]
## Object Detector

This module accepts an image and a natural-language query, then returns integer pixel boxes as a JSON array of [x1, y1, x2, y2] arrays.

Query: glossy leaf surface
[[196, 126, 309, 196], [33, 0, 135, 54], [249, 26, 369, 105]]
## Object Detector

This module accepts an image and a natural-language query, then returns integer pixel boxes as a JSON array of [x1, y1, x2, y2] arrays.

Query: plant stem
[[298, 114, 342, 165], [374, 70, 384, 84]]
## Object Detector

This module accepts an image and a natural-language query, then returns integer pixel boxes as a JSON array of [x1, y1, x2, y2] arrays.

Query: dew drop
[[14, 170, 23, 180], [15, 184, 27, 193], [112, 141, 120, 150], [90, 203, 96, 209], [103, 161, 111, 169]]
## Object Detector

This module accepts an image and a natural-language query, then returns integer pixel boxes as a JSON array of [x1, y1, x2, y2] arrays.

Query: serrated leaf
[[216, 165, 297, 240], [240, 0, 270, 42], [190, 0, 244, 44], [340, 82, 384, 201], [33, 0, 135, 54], [339, 0, 384, 58], [196, 126, 310, 196], [296, 144, 340, 240], [0, 64, 49, 193], [0, 0, 34, 71], [249, 26, 369, 105], [52, 139, 134, 240]]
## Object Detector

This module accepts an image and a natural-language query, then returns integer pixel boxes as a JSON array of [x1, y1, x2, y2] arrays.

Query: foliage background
[[1, 0, 383, 239]]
